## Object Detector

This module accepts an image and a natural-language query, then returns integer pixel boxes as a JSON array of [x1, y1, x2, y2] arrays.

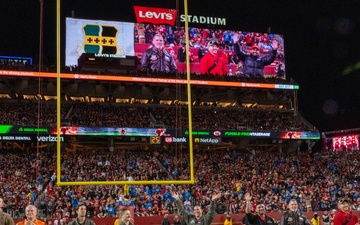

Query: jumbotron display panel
[[64, 17, 286, 79], [332, 135, 359, 151], [65, 18, 135, 66], [134, 23, 285, 78]]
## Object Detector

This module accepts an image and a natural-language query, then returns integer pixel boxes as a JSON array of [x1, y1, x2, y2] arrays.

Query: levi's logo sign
[[134, 6, 177, 25]]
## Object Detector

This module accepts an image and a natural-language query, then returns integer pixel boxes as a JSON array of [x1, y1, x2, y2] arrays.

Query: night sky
[[1, 0, 360, 132]]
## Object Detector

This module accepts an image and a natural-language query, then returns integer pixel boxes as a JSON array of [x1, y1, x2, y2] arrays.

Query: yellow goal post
[[55, 0, 194, 186]]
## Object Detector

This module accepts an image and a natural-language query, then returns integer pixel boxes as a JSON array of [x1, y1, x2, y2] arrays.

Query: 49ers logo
[[134, 6, 177, 26]]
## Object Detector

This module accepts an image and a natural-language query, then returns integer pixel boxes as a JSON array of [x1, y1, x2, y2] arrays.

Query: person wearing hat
[[333, 200, 358, 225], [16, 205, 45, 225], [200, 41, 227, 76], [233, 32, 278, 78], [243, 193, 276, 225], [280, 199, 311, 225], [68, 203, 96, 225], [140, 34, 177, 73]]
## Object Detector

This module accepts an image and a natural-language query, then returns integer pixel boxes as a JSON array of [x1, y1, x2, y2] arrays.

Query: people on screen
[[140, 34, 177, 73], [200, 41, 227, 76], [234, 32, 278, 78]]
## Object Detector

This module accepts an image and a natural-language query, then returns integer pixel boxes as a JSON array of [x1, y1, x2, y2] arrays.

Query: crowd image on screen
[[134, 24, 285, 78]]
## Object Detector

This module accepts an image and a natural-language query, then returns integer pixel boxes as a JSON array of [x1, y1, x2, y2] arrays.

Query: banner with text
[[134, 6, 177, 26], [0, 126, 320, 140]]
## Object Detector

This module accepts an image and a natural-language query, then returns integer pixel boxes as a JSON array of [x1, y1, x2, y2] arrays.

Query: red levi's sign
[[134, 6, 177, 25]]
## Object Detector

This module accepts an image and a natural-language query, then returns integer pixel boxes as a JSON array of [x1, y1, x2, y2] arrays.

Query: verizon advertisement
[[0, 135, 65, 142], [134, 6, 177, 26]]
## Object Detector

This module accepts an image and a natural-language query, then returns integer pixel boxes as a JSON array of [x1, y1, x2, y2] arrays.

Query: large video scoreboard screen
[[331, 135, 359, 151], [134, 23, 285, 79], [65, 17, 285, 79]]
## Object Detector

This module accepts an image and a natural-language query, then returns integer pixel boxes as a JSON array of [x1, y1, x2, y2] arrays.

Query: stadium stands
[[0, 149, 359, 220], [0, 61, 327, 223], [0, 100, 310, 131]]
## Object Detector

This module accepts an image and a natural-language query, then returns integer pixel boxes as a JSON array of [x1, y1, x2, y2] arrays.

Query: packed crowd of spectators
[[0, 100, 312, 131], [0, 49, 320, 222], [0, 100, 71, 127], [0, 148, 56, 219], [0, 148, 360, 220], [61, 149, 170, 182]]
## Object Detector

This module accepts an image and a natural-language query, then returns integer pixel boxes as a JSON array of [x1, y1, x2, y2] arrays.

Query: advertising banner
[[0, 135, 65, 142], [134, 6, 177, 26], [0, 70, 299, 90], [0, 125, 320, 140]]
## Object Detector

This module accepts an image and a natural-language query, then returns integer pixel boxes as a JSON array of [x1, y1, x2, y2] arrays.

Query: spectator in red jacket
[[333, 199, 358, 225], [200, 41, 227, 76]]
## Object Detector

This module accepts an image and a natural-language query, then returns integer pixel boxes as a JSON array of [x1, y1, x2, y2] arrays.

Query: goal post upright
[[183, 0, 195, 185], [56, 0, 195, 186], [56, 0, 62, 185]]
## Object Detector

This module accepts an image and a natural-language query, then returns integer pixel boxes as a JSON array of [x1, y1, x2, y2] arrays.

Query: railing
[[4, 209, 23, 220]]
